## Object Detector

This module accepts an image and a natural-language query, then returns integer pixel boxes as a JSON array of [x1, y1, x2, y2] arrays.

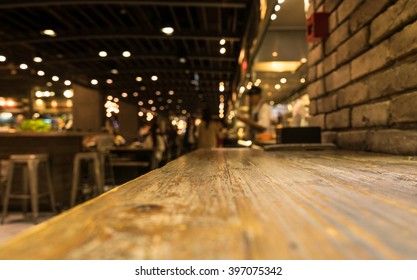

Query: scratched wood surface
[[0, 148, 416, 259]]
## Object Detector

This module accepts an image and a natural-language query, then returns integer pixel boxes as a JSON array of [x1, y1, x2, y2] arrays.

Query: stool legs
[[28, 160, 39, 224], [93, 156, 104, 194], [70, 159, 81, 207], [45, 162, 57, 213], [1, 161, 14, 224]]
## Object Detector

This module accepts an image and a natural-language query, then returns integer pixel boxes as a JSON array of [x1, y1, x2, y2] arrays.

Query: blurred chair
[[70, 152, 104, 207], [1, 154, 56, 224]]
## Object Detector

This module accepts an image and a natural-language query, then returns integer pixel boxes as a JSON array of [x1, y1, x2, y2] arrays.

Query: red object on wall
[[306, 12, 329, 42]]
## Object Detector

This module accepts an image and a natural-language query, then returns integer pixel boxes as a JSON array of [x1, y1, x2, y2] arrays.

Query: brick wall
[[307, 0, 417, 155]]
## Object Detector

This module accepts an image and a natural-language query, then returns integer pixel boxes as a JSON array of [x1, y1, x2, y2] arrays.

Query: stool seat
[[10, 154, 48, 161], [1, 154, 56, 224]]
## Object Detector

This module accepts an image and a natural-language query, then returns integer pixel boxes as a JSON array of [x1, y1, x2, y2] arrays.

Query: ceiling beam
[[79, 67, 235, 76], [0, 0, 248, 9], [0, 31, 241, 46], [42, 53, 236, 65]]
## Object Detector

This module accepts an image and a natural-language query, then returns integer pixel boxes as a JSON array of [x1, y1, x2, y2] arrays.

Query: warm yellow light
[[121, 92, 128, 98], [275, 84, 281, 90], [99, 51, 107, 57], [220, 47, 226, 54], [271, 13, 277, 21], [0, 55, 6, 62], [122, 51, 131, 58], [33, 56, 43, 63], [136, 76, 142, 82], [63, 89, 74, 98], [64, 80, 71, 86], [301, 58, 307, 63], [138, 101, 143, 106], [161, 27, 174, 35], [106, 79, 113, 84], [37, 70, 45, 76], [219, 38, 226, 45], [41, 29, 57, 37], [168, 90, 174, 95], [19, 64, 28, 70], [148, 99, 154, 105], [275, 4, 281, 11], [52, 76, 59, 81], [91, 79, 98, 85], [280, 78, 287, 84]]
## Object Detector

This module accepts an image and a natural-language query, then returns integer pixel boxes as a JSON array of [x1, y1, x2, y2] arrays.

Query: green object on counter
[[20, 119, 51, 132]]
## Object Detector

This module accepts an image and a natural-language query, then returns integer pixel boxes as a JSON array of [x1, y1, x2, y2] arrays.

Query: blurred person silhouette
[[183, 115, 197, 153], [236, 86, 271, 141], [142, 121, 166, 167], [197, 107, 223, 149]]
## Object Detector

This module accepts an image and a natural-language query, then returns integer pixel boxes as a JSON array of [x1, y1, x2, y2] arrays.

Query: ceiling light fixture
[[220, 38, 226, 45], [0, 55, 6, 62], [300, 58, 307, 63], [91, 79, 98, 85], [275, 4, 281, 11], [161, 26, 174, 35], [111, 69, 119, 74], [64, 80, 72, 86], [52, 76, 59, 81], [63, 89, 74, 98], [278, 0, 285, 4], [136, 76, 143, 82], [272, 52, 278, 57], [33, 56, 43, 63], [121, 92, 128, 98], [37, 70, 45, 76], [106, 79, 113, 84], [271, 13, 277, 21], [19, 63, 28, 70], [151, 75, 158, 81], [41, 29, 57, 37], [220, 47, 226, 54], [122, 51, 131, 58], [280, 78, 287, 84], [99, 51, 108, 57]]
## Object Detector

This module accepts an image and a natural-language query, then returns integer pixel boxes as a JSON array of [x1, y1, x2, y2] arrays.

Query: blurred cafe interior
[[0, 0, 416, 260]]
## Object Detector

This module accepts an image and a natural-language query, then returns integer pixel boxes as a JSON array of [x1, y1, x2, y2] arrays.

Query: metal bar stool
[[1, 154, 56, 224], [70, 152, 104, 207]]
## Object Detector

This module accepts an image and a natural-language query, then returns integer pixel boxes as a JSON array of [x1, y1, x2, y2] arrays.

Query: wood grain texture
[[0, 148, 416, 260]]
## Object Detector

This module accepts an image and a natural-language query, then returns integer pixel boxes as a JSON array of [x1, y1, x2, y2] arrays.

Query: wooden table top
[[0, 148, 416, 260]]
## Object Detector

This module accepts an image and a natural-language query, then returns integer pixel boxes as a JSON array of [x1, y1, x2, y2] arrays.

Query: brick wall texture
[[307, 0, 417, 155]]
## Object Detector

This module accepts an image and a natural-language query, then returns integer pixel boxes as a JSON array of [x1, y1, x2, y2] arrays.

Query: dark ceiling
[[0, 0, 256, 116]]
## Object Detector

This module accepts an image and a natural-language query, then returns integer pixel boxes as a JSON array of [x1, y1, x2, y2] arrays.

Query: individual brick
[[317, 94, 337, 113], [308, 114, 325, 129], [337, 82, 369, 108], [351, 101, 390, 128], [388, 19, 417, 61], [350, 41, 389, 80], [326, 108, 350, 129], [391, 91, 417, 123], [337, 0, 364, 23], [337, 130, 368, 150], [368, 129, 417, 155], [322, 131, 337, 144], [307, 79, 326, 99], [308, 44, 324, 66], [325, 63, 351, 92]]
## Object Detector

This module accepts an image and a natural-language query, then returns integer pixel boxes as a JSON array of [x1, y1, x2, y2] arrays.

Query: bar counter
[[0, 148, 416, 259]]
